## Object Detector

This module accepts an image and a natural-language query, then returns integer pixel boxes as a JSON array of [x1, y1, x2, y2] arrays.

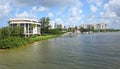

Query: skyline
[[0, 0, 120, 29]]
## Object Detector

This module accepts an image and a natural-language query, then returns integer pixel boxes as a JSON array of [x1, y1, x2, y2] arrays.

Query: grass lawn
[[0, 35, 59, 49], [28, 35, 59, 43]]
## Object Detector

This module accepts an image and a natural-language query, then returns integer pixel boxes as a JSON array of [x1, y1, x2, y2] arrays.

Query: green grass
[[0, 35, 59, 49], [28, 35, 59, 43]]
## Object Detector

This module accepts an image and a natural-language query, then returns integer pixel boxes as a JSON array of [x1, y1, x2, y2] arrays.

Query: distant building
[[9, 18, 41, 36], [94, 23, 107, 30], [81, 24, 93, 29], [80, 23, 107, 30], [49, 21, 55, 29], [55, 23, 65, 29], [69, 25, 75, 28]]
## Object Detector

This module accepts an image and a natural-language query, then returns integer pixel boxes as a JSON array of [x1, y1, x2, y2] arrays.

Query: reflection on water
[[0, 32, 120, 69]]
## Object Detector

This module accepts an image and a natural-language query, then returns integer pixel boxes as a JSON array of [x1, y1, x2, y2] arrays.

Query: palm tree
[[39, 17, 50, 34]]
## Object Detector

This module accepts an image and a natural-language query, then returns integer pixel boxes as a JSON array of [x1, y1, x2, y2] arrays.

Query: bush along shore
[[0, 35, 59, 49], [0, 26, 63, 49]]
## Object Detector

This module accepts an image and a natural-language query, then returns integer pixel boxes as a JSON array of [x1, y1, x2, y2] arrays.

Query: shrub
[[0, 27, 11, 39], [0, 36, 27, 49], [48, 29, 63, 35]]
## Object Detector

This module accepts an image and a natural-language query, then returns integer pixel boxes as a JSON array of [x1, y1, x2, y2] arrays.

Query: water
[[0, 32, 120, 69]]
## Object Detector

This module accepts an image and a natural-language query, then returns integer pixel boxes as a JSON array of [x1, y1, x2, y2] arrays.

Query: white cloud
[[100, 0, 120, 29], [15, 9, 37, 19], [87, 0, 104, 7], [38, 0, 82, 8], [100, 11, 117, 18], [90, 5, 98, 13], [13, 0, 82, 9], [68, 7, 82, 17], [107, 0, 120, 16], [38, 6, 49, 12], [16, 11, 29, 18], [101, 0, 120, 17], [0, 0, 11, 18], [67, 7, 83, 26], [48, 13, 54, 18], [55, 18, 63, 24], [32, 6, 49, 12]]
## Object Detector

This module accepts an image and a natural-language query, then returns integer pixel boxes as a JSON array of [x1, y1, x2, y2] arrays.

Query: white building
[[81, 24, 93, 29], [69, 25, 75, 28], [94, 23, 107, 30], [49, 21, 55, 29], [55, 23, 65, 29], [80, 23, 107, 30], [9, 18, 41, 36]]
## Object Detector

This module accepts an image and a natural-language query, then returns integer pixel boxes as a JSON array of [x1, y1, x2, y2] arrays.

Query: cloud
[[55, 18, 63, 24], [101, 0, 120, 18], [48, 12, 54, 18], [87, 0, 104, 7], [12, 0, 37, 7], [100, 0, 120, 29], [67, 7, 83, 26], [107, 0, 120, 17], [15, 8, 36, 18], [37, 0, 82, 8], [90, 5, 98, 13], [100, 11, 117, 18], [32, 6, 49, 12], [0, 0, 11, 18], [15, 11, 29, 18], [12, 0, 82, 9], [68, 7, 82, 17]]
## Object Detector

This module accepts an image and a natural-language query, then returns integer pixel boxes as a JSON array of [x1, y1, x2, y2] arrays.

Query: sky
[[0, 0, 120, 29]]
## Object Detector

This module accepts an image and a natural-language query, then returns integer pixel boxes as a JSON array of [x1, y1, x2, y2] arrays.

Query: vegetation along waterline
[[0, 17, 64, 49], [0, 35, 60, 49], [0, 16, 120, 49]]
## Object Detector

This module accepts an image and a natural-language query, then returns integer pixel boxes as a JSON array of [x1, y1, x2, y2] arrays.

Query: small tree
[[39, 17, 50, 34], [11, 26, 24, 37], [80, 27, 84, 33], [0, 27, 11, 39], [91, 27, 94, 32], [31, 24, 36, 28], [75, 26, 78, 30]]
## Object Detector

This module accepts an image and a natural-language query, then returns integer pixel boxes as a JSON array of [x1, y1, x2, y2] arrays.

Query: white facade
[[9, 18, 41, 36], [55, 23, 65, 29], [69, 25, 75, 28], [94, 23, 107, 30], [49, 21, 55, 29], [80, 23, 107, 30]]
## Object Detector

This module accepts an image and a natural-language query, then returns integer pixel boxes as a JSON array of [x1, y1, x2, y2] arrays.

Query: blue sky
[[0, 0, 120, 29]]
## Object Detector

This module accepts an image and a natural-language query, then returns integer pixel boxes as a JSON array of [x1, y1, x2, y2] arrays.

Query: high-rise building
[[55, 23, 65, 29], [80, 23, 107, 30], [49, 21, 55, 29]]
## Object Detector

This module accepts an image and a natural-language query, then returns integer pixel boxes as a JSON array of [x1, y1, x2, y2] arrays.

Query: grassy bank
[[0, 35, 59, 49], [28, 35, 59, 43]]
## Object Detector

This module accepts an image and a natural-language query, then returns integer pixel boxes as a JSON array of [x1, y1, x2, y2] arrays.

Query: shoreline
[[0, 35, 60, 49]]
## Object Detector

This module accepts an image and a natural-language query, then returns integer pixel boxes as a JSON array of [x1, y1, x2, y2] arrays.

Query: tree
[[39, 17, 50, 34], [0, 27, 11, 39], [75, 26, 78, 30], [80, 27, 84, 33], [11, 26, 24, 36], [31, 24, 36, 28], [91, 27, 94, 32]]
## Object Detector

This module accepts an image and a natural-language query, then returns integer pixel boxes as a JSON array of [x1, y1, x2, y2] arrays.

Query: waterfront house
[[9, 18, 41, 37]]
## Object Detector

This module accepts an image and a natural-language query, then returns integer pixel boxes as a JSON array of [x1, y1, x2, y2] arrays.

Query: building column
[[24, 23, 26, 37], [36, 24, 37, 35], [33, 24, 34, 36], [28, 24, 29, 37]]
